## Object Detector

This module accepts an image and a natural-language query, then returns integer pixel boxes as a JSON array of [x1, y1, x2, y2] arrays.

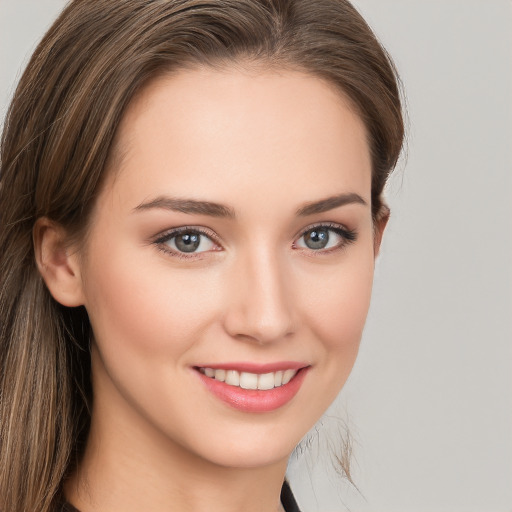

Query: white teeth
[[257, 372, 275, 390], [225, 370, 240, 386], [214, 369, 226, 382], [282, 369, 297, 385], [240, 372, 258, 390], [200, 367, 300, 389]]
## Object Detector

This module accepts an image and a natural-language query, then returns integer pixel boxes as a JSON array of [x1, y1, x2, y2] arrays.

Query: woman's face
[[78, 66, 380, 469]]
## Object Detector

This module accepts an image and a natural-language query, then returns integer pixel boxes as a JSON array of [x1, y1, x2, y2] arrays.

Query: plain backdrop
[[1, 1, 511, 511]]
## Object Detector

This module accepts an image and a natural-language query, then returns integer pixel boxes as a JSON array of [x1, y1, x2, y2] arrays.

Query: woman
[[0, 1, 404, 511]]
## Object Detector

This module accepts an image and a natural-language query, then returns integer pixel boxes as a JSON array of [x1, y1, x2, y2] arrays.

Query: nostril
[[226, 319, 295, 345]]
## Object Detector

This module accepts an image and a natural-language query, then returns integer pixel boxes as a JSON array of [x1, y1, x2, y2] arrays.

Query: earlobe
[[33, 218, 85, 307], [373, 205, 390, 257]]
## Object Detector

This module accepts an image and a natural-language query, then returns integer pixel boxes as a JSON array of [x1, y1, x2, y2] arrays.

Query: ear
[[373, 205, 390, 257], [33, 217, 85, 307]]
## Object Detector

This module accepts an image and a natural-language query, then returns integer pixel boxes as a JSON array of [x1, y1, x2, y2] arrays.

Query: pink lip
[[195, 365, 310, 413]]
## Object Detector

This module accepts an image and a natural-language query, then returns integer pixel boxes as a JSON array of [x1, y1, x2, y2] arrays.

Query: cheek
[[86, 263, 164, 356], [82, 242, 220, 362], [299, 246, 375, 371], [324, 264, 373, 339]]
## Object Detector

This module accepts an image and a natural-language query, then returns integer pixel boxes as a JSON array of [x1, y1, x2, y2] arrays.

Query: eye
[[154, 227, 219, 256], [294, 224, 357, 252]]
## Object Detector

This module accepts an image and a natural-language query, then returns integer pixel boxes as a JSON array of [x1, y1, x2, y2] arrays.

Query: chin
[[195, 436, 296, 470], [160, 413, 310, 471]]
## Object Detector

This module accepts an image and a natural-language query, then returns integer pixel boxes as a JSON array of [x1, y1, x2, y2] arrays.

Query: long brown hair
[[0, 1, 404, 510]]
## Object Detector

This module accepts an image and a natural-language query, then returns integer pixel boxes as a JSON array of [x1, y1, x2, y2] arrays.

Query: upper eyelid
[[293, 221, 352, 240], [154, 222, 350, 242], [153, 225, 219, 244]]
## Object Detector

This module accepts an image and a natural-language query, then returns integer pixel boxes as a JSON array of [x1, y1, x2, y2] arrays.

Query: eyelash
[[293, 222, 357, 255], [153, 223, 357, 260], [153, 226, 220, 260]]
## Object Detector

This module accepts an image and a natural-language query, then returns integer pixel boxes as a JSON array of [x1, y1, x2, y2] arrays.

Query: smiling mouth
[[197, 367, 299, 390]]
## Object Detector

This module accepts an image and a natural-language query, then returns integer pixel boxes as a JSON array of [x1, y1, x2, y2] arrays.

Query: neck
[[65, 364, 289, 512]]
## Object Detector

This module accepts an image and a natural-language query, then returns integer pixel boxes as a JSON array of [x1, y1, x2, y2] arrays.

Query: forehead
[[104, 65, 372, 212]]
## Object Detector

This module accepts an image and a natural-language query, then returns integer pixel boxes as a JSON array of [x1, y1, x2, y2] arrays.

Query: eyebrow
[[296, 193, 367, 216], [133, 192, 367, 218], [133, 196, 236, 218]]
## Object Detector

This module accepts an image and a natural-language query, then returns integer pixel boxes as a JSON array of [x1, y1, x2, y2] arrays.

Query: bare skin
[[35, 65, 385, 512]]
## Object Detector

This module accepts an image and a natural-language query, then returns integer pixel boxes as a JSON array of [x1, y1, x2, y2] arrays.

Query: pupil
[[305, 228, 329, 250], [175, 232, 200, 252]]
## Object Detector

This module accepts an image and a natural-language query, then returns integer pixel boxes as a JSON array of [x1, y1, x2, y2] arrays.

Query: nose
[[222, 247, 296, 345]]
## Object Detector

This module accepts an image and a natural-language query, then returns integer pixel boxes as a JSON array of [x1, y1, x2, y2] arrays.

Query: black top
[[60, 480, 301, 512], [280, 480, 301, 512]]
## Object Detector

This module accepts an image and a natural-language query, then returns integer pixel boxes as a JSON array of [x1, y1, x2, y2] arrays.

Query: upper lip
[[194, 361, 309, 373]]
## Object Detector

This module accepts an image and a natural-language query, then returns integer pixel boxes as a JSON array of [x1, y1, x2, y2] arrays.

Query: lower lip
[[196, 367, 309, 413]]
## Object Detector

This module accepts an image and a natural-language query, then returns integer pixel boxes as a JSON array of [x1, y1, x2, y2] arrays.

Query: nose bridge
[[223, 242, 295, 344]]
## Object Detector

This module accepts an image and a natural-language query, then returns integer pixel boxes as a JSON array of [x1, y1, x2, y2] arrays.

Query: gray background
[[1, 1, 511, 511]]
